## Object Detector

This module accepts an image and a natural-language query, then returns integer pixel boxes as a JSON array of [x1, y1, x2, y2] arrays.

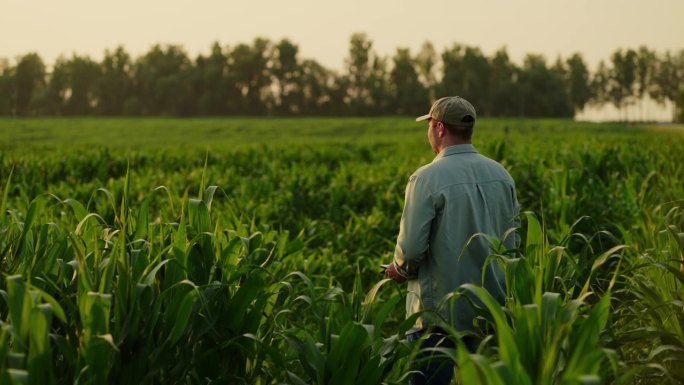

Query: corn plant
[[1, 118, 683, 384], [611, 205, 684, 384], [409, 209, 626, 384]]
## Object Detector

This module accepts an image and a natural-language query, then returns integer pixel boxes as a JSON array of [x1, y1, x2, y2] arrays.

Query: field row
[[0, 119, 683, 383]]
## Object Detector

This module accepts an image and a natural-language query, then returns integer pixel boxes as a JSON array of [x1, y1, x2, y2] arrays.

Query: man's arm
[[387, 174, 435, 282]]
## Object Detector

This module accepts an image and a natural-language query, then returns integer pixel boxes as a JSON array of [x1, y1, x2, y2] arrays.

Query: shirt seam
[[411, 174, 436, 196], [433, 144, 478, 160], [431, 178, 513, 195]]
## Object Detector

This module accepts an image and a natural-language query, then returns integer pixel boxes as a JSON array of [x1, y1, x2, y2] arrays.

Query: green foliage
[[14, 53, 45, 117], [0, 118, 683, 383], [2, 39, 682, 120], [390, 48, 429, 115], [565, 53, 593, 113], [676, 86, 684, 123]]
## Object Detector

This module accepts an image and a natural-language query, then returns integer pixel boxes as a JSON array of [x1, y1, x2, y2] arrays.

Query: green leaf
[[4, 369, 29, 385], [372, 294, 402, 332], [15, 198, 40, 262], [462, 284, 532, 385], [6, 275, 30, 349], [327, 322, 370, 385], [226, 274, 264, 333], [505, 257, 535, 305], [523, 211, 545, 267], [188, 198, 212, 234], [133, 196, 151, 240], [284, 333, 325, 382], [141, 259, 171, 286], [1, 167, 14, 227], [563, 293, 611, 379], [62, 198, 89, 223], [30, 285, 66, 324], [80, 292, 112, 339], [286, 371, 309, 385], [205, 185, 219, 211], [356, 354, 385, 385], [27, 304, 55, 385], [514, 304, 541, 379], [167, 288, 198, 345]]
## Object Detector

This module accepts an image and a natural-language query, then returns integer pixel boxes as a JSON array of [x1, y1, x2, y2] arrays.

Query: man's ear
[[437, 121, 447, 137]]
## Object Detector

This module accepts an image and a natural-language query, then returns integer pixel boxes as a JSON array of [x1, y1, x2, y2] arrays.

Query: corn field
[[0, 118, 683, 384]]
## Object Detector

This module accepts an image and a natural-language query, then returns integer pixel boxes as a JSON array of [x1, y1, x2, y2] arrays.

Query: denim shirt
[[393, 144, 519, 333]]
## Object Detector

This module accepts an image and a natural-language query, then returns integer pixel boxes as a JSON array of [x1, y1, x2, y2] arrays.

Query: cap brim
[[415, 114, 431, 122]]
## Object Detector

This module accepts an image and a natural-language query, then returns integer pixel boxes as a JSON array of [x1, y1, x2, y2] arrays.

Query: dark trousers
[[406, 328, 479, 385]]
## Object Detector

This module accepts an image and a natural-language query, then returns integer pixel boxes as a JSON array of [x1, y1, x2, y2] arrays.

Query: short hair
[[444, 115, 474, 140]]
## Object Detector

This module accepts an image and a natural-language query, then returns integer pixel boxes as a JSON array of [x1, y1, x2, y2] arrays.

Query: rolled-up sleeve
[[393, 174, 435, 278]]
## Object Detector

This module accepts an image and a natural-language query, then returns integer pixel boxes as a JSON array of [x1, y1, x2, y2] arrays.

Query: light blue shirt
[[393, 144, 519, 333]]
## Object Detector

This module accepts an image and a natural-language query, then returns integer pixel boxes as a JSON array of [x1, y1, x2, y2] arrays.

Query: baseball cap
[[415, 96, 476, 128]]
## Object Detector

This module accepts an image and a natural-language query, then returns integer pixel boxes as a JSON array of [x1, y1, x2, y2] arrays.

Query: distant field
[[2, 117, 420, 151], [1, 117, 683, 384], [0, 117, 666, 153]]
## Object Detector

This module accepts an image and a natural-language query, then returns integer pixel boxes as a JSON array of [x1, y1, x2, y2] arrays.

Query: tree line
[[0, 33, 682, 120]]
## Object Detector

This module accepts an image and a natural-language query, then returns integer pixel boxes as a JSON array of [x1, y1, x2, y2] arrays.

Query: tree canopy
[[0, 35, 682, 120]]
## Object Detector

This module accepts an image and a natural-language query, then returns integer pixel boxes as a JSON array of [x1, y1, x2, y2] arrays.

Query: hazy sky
[[2, 0, 683, 71]]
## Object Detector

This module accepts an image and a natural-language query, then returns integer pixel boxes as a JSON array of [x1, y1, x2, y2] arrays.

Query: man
[[384, 96, 519, 384]]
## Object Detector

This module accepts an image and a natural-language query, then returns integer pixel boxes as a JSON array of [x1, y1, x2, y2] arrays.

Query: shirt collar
[[433, 144, 478, 162]]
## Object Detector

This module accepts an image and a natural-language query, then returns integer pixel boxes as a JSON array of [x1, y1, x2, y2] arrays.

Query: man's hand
[[384, 262, 407, 284]]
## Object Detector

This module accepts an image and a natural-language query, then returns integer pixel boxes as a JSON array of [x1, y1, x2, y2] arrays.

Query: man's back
[[396, 144, 519, 332], [388, 96, 520, 385]]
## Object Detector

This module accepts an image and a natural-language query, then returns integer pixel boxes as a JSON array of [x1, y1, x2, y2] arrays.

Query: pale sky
[[1, 0, 683, 72]]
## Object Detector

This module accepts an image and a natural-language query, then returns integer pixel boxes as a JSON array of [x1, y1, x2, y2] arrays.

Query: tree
[[565, 53, 592, 114], [15, 52, 46, 116], [368, 54, 390, 114], [635, 46, 655, 120], [43, 56, 69, 115], [344, 33, 387, 115], [325, 72, 351, 116], [298, 59, 334, 115], [440, 44, 493, 113], [460, 46, 491, 114], [589, 60, 610, 106], [415, 41, 438, 102], [62, 55, 101, 115], [517, 54, 573, 117], [5, 36, 680, 119], [227, 43, 251, 114], [650, 49, 684, 121], [0, 59, 15, 115], [194, 42, 230, 116], [488, 47, 518, 117], [272, 39, 303, 115], [228, 38, 273, 115], [98, 46, 133, 116], [389, 48, 428, 115], [438, 43, 465, 99], [43, 55, 102, 116], [677, 86, 684, 123], [132, 44, 195, 116], [608, 48, 638, 119]]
